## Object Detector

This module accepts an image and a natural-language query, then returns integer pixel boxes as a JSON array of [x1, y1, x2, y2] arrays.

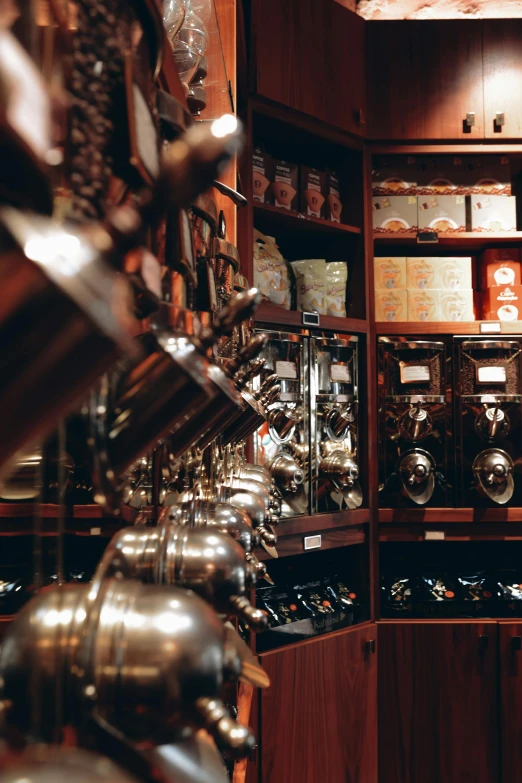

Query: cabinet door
[[499, 621, 522, 781], [367, 21, 484, 140], [251, 0, 366, 136], [259, 626, 377, 783], [378, 621, 498, 783], [483, 21, 522, 138]]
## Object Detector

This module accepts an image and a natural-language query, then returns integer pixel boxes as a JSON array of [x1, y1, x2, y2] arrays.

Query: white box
[[375, 289, 407, 322], [407, 290, 439, 322], [406, 257, 439, 290], [437, 257, 472, 290], [439, 289, 474, 322], [374, 257, 407, 290]]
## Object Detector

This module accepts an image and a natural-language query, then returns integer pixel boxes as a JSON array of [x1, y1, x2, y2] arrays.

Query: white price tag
[[477, 366, 506, 383], [330, 364, 351, 382], [304, 534, 322, 551], [480, 321, 501, 333], [400, 365, 430, 383], [275, 360, 297, 380], [425, 531, 445, 541], [90, 527, 101, 536]]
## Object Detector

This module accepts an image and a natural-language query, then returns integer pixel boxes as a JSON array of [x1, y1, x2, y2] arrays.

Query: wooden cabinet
[[258, 626, 377, 783], [499, 621, 522, 782], [483, 20, 522, 139], [367, 21, 484, 141], [378, 621, 498, 783], [250, 0, 366, 136]]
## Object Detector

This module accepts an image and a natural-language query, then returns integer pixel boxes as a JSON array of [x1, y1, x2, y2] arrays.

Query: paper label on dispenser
[[477, 366, 506, 384], [400, 364, 431, 383], [275, 361, 297, 380], [330, 364, 351, 383]]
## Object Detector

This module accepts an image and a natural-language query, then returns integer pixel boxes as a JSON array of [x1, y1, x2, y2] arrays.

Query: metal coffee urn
[[378, 338, 452, 507], [253, 330, 309, 517], [455, 338, 522, 506], [311, 335, 362, 512]]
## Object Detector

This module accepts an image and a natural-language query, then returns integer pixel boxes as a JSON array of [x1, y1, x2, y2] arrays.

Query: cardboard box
[[374, 257, 407, 290], [372, 155, 417, 196], [418, 195, 466, 233], [272, 159, 299, 211], [462, 155, 512, 195], [439, 289, 474, 322], [326, 170, 343, 223], [373, 196, 417, 233], [470, 195, 517, 232], [479, 248, 521, 289], [375, 289, 407, 322], [406, 257, 439, 290], [417, 156, 465, 195], [437, 257, 472, 290], [482, 285, 522, 321], [300, 165, 326, 219], [252, 146, 273, 204], [407, 290, 439, 322]]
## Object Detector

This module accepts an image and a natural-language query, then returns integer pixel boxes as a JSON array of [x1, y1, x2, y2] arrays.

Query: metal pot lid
[[473, 448, 514, 505], [397, 449, 436, 506]]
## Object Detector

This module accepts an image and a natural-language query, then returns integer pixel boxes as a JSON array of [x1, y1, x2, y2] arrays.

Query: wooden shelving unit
[[379, 507, 522, 523], [374, 231, 522, 249], [254, 203, 361, 237]]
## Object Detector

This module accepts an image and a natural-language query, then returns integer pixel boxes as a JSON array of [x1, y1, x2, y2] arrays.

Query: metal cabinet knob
[[465, 112, 476, 127], [365, 639, 376, 655], [511, 635, 522, 652], [495, 111, 505, 129], [479, 634, 489, 651]]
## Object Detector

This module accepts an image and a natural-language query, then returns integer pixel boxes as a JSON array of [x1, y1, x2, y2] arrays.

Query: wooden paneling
[[483, 20, 522, 139], [367, 21, 484, 140], [260, 625, 377, 783], [499, 621, 522, 783], [251, 0, 365, 136], [378, 621, 499, 783]]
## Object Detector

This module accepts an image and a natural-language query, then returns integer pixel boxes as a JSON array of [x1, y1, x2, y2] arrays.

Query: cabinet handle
[[512, 636, 522, 652], [354, 108, 366, 125], [465, 112, 476, 127], [365, 639, 376, 654], [479, 634, 489, 651], [495, 111, 505, 130]]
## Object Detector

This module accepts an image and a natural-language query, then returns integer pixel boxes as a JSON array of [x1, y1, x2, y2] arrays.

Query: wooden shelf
[[380, 507, 522, 523], [0, 503, 123, 538], [373, 231, 522, 250], [380, 523, 522, 542], [257, 619, 375, 657], [376, 321, 522, 335], [277, 508, 370, 537], [257, 523, 367, 560], [254, 203, 361, 237], [256, 303, 368, 333]]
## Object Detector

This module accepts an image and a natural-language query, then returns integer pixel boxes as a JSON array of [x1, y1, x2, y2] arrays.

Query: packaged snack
[[497, 571, 522, 602], [332, 578, 358, 609], [373, 196, 417, 233], [406, 257, 438, 290], [252, 145, 273, 204], [253, 229, 291, 309], [470, 195, 517, 232], [407, 290, 439, 322], [437, 257, 472, 290], [291, 259, 327, 314], [482, 285, 522, 321], [417, 574, 457, 602], [374, 289, 407, 322], [272, 159, 299, 211], [418, 195, 466, 233], [257, 585, 307, 627], [301, 165, 326, 219], [479, 248, 521, 289], [439, 290, 474, 322], [458, 572, 494, 602], [381, 575, 414, 605], [325, 261, 348, 317], [294, 581, 336, 615], [326, 170, 343, 222], [374, 257, 407, 289]]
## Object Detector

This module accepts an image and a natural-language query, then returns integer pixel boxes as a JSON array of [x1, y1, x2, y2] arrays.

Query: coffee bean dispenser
[[310, 335, 362, 512], [378, 338, 452, 507], [253, 330, 309, 517], [455, 339, 522, 506]]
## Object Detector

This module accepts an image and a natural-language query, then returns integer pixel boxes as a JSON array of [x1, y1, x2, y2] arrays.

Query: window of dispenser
[[400, 364, 431, 384], [477, 365, 507, 384]]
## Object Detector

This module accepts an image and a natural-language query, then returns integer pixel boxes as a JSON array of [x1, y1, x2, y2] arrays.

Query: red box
[[482, 285, 522, 321], [478, 248, 521, 290]]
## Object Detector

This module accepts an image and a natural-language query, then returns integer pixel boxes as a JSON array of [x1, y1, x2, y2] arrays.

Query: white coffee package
[[291, 259, 327, 315], [253, 229, 291, 309], [326, 261, 348, 317]]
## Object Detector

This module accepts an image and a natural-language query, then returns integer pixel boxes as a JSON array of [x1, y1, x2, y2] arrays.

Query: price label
[[400, 364, 430, 383], [477, 366, 506, 384], [425, 531, 445, 541], [304, 534, 322, 551], [330, 363, 351, 383], [275, 360, 297, 380], [480, 321, 501, 334]]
